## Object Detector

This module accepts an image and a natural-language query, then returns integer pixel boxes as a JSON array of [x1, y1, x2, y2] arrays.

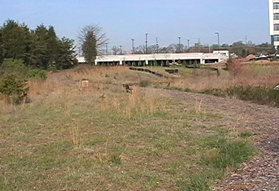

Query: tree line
[[0, 20, 77, 70]]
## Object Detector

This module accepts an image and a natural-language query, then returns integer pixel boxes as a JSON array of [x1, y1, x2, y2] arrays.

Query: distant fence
[[130, 66, 220, 77], [129, 67, 166, 77]]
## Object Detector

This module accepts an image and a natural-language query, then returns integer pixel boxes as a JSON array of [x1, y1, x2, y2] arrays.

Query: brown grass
[[0, 65, 257, 191], [2, 66, 162, 117], [1, 63, 278, 113], [163, 63, 279, 91]]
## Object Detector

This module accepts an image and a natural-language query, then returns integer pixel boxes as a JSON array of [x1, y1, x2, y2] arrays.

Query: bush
[[0, 59, 47, 80], [0, 74, 28, 104], [27, 69, 47, 80], [0, 59, 28, 78], [0, 59, 47, 104], [226, 58, 243, 75]]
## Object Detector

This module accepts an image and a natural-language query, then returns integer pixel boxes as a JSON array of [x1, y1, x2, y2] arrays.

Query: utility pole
[[145, 33, 148, 54], [187, 39, 190, 50], [215, 32, 220, 52], [178, 37, 181, 53], [156, 37, 159, 54], [105, 43, 108, 55], [131, 39, 135, 53], [198, 38, 201, 52]]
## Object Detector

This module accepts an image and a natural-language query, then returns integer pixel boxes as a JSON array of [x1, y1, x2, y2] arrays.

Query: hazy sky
[[0, 0, 270, 51]]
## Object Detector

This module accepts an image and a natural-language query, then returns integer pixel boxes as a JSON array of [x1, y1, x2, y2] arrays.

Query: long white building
[[269, 0, 279, 48], [94, 51, 229, 66]]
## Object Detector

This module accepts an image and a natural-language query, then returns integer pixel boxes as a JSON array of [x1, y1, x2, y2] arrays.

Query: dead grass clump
[[195, 98, 203, 114], [67, 66, 129, 82], [167, 63, 279, 92], [71, 125, 82, 149], [97, 86, 164, 119], [0, 95, 14, 113]]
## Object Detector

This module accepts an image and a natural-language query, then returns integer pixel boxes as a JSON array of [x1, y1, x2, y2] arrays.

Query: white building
[[94, 52, 229, 66], [77, 56, 86, 63], [269, 0, 279, 48]]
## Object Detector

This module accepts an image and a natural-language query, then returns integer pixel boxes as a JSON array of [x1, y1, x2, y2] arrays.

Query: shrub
[[27, 69, 47, 80], [0, 74, 28, 104], [0, 59, 28, 78], [0, 59, 47, 80], [226, 58, 242, 76]]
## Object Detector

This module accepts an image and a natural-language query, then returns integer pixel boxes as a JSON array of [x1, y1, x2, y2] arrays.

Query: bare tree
[[134, 45, 145, 54], [111, 46, 121, 55], [78, 25, 108, 64]]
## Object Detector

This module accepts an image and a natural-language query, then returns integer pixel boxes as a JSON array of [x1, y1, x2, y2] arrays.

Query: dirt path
[[152, 88, 279, 191]]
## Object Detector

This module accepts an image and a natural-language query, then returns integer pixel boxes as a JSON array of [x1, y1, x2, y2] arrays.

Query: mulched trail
[[152, 88, 279, 191]]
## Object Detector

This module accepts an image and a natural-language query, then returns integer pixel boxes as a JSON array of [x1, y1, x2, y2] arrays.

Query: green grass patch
[[163, 85, 279, 107], [139, 80, 151, 87], [240, 131, 255, 138], [177, 175, 211, 191], [201, 137, 256, 169], [226, 86, 279, 107]]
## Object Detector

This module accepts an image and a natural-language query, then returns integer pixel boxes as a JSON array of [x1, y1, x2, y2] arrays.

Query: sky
[[0, 0, 270, 51]]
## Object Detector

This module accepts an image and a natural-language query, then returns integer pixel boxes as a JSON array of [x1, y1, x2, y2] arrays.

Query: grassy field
[[144, 62, 279, 107], [146, 63, 279, 90], [0, 65, 259, 190]]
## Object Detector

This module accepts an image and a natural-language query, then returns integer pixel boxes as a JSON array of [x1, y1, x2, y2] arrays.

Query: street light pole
[[178, 37, 181, 53], [156, 37, 159, 54], [145, 33, 148, 54], [215, 32, 220, 52], [105, 43, 108, 55], [131, 39, 135, 54]]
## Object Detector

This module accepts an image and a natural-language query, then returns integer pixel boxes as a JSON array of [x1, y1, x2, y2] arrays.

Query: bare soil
[[152, 88, 279, 191]]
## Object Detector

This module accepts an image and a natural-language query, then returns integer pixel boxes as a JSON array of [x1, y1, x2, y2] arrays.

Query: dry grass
[[157, 63, 279, 91], [0, 65, 258, 190], [1, 63, 278, 113], [2, 66, 164, 119]]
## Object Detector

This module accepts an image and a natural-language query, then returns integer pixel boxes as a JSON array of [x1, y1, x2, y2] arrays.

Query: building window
[[274, 3, 279, 9], [275, 13, 279, 20], [274, 35, 279, 41], [274, 24, 279, 31]]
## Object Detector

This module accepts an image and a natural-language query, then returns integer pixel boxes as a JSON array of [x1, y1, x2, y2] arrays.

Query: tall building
[[269, 0, 279, 48]]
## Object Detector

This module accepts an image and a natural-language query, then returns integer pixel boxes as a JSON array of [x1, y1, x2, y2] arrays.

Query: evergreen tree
[[1, 20, 32, 65], [82, 31, 97, 64], [0, 20, 77, 70], [79, 25, 107, 64], [56, 37, 77, 69], [0, 27, 3, 64]]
